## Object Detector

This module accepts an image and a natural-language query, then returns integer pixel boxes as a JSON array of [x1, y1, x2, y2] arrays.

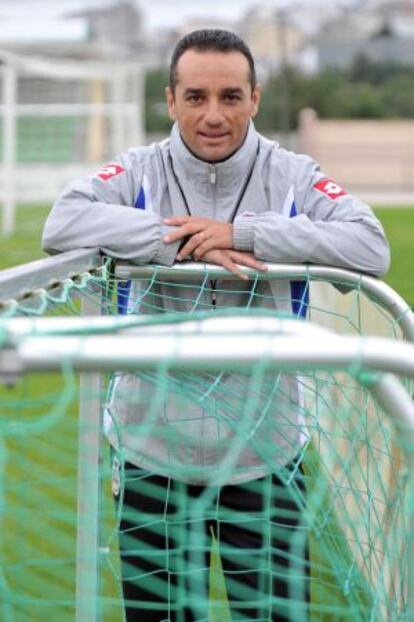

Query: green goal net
[[1, 256, 414, 622]]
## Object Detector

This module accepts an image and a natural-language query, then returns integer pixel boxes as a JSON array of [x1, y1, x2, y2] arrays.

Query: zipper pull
[[210, 279, 217, 308], [210, 166, 217, 185]]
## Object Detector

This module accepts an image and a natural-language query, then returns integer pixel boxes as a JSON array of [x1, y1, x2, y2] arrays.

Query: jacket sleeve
[[42, 153, 180, 266], [233, 155, 390, 277]]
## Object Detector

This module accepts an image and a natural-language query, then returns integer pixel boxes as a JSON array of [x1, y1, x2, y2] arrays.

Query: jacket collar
[[169, 120, 260, 199]]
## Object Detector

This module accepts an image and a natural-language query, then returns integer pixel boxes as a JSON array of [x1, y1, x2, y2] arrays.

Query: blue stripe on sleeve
[[117, 184, 146, 314], [288, 201, 309, 318], [135, 185, 146, 210]]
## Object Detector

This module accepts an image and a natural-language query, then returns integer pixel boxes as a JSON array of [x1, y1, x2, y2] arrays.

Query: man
[[43, 29, 390, 621]]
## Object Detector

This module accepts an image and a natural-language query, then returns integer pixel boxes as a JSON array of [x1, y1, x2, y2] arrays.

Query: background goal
[[0, 50, 145, 235]]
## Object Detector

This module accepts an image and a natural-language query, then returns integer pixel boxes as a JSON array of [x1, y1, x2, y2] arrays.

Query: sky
[[139, 0, 297, 30], [0, 0, 360, 31], [138, 0, 358, 31]]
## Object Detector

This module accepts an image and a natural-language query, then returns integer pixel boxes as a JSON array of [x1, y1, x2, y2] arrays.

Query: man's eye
[[225, 95, 241, 103], [187, 95, 202, 103]]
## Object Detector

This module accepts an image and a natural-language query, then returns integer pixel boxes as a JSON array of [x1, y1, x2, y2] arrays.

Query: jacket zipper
[[209, 166, 217, 308], [210, 165, 217, 215], [209, 165, 217, 185], [211, 280, 217, 308]]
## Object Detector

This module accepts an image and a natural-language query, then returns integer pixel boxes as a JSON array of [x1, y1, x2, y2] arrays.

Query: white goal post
[[0, 50, 145, 236]]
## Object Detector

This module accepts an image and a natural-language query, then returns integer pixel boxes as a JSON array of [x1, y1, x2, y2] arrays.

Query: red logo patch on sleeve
[[96, 163, 125, 181], [314, 178, 347, 200]]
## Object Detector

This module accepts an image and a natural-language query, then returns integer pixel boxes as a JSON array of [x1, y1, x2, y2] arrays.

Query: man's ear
[[250, 84, 262, 119], [166, 86, 176, 121]]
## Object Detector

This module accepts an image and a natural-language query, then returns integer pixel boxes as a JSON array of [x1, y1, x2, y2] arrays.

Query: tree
[[329, 82, 388, 118], [381, 75, 414, 118], [145, 69, 172, 134]]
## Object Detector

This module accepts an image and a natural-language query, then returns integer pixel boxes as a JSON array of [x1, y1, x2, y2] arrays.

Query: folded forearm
[[42, 199, 180, 266], [234, 212, 390, 277]]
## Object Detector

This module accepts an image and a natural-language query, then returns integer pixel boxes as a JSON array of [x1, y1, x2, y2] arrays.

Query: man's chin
[[182, 135, 240, 163], [193, 143, 235, 163], [200, 150, 231, 163]]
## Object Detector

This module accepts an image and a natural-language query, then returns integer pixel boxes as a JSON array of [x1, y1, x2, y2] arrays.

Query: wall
[[298, 109, 414, 196]]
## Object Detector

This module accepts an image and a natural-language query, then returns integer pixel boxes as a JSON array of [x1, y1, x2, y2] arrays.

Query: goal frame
[[1, 249, 414, 622]]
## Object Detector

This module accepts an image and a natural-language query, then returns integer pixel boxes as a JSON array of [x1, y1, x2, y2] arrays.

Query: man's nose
[[204, 101, 225, 125]]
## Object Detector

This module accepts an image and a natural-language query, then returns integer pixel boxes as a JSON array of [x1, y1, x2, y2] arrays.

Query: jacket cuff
[[233, 216, 255, 251], [153, 225, 181, 266]]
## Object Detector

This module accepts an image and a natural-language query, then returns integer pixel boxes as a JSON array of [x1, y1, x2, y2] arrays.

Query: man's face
[[166, 49, 261, 163]]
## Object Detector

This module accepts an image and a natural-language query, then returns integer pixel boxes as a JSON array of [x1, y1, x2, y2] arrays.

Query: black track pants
[[114, 460, 309, 622]]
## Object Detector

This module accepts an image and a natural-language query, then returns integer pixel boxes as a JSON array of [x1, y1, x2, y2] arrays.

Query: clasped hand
[[163, 216, 232, 260], [163, 216, 267, 280]]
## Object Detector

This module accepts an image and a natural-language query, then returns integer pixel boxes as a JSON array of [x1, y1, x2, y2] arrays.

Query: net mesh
[[0, 263, 413, 622]]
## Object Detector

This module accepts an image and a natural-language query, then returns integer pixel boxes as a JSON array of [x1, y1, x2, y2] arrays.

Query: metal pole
[[369, 373, 414, 620], [75, 290, 104, 622], [2, 63, 17, 237], [0, 248, 101, 304], [9, 331, 414, 378]]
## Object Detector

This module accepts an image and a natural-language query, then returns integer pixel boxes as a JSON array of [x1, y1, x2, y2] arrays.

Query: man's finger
[[164, 223, 201, 244], [177, 232, 208, 260], [192, 238, 215, 260], [220, 256, 249, 281], [229, 252, 268, 272], [224, 261, 249, 281], [163, 216, 191, 226], [164, 216, 212, 228]]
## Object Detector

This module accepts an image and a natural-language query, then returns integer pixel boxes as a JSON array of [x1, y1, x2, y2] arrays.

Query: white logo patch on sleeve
[[314, 178, 347, 200]]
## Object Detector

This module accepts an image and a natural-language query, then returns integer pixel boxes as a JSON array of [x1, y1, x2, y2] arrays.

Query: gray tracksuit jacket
[[42, 121, 390, 484]]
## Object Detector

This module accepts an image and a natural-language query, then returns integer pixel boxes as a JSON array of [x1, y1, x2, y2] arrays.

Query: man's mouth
[[199, 131, 229, 139]]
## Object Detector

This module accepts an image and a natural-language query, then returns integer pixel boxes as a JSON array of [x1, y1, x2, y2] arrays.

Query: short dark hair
[[169, 29, 257, 92]]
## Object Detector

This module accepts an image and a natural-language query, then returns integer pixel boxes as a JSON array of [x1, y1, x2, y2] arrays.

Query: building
[[316, 0, 414, 70], [0, 0, 145, 60], [70, 0, 145, 57], [239, 6, 306, 78]]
